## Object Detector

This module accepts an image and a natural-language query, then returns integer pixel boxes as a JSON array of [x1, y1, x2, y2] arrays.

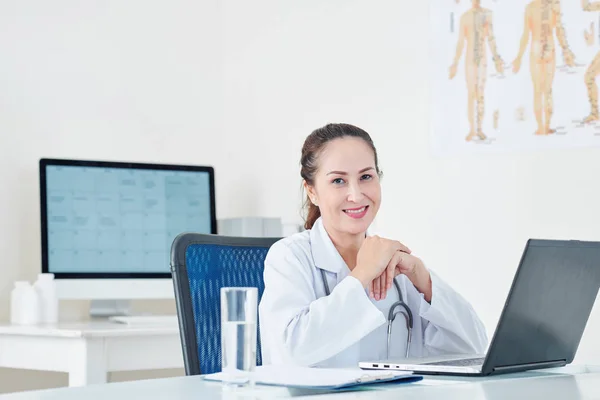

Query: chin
[[341, 218, 373, 235]]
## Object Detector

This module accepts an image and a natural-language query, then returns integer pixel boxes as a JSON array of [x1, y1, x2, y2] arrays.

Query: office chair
[[170, 233, 280, 375]]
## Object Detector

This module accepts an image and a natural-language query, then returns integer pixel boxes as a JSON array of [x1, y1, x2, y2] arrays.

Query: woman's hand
[[395, 252, 432, 302], [368, 250, 399, 301], [350, 236, 410, 292], [370, 250, 432, 303]]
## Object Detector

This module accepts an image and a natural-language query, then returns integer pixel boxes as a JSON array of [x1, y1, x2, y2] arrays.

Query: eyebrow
[[326, 167, 375, 176]]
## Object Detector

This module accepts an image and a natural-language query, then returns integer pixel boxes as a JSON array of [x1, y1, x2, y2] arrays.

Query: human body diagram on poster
[[431, 0, 600, 153]]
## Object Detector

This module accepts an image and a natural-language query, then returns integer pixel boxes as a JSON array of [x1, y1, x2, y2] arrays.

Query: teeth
[[345, 207, 366, 214]]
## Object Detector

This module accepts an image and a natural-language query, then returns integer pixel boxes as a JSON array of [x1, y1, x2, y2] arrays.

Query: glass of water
[[220, 287, 258, 388]]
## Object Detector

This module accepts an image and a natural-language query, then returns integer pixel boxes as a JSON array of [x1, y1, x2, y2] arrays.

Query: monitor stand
[[90, 300, 132, 317]]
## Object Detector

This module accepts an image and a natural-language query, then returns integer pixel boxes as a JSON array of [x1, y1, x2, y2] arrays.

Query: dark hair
[[300, 123, 381, 230]]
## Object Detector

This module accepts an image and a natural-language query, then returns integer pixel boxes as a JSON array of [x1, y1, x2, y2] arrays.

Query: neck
[[323, 222, 366, 270]]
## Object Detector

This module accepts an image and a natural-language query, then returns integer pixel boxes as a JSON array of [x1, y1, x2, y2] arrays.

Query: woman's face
[[306, 137, 381, 236]]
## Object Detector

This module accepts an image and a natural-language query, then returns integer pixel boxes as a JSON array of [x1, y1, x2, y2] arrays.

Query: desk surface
[[0, 322, 179, 338], [3, 365, 599, 400]]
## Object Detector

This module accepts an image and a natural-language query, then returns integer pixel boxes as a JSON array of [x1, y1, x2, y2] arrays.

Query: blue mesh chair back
[[170, 233, 280, 375]]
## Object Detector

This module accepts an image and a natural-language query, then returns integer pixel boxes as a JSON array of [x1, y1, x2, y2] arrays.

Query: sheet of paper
[[203, 365, 414, 388]]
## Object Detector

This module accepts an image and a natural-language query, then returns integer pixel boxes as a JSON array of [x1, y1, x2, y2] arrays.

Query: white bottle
[[34, 273, 58, 324], [10, 281, 40, 325]]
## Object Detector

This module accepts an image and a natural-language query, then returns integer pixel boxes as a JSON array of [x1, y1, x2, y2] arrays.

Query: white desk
[[1, 365, 599, 400], [0, 322, 183, 387]]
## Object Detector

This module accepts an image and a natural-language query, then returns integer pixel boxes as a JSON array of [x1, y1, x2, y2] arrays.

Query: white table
[[0, 322, 183, 387], [1, 365, 599, 400]]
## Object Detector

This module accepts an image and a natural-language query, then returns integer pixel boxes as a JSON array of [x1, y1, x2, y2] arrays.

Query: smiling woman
[[301, 124, 382, 237], [258, 123, 488, 368]]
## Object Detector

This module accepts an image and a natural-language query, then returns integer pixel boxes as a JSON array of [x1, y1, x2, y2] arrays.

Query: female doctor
[[258, 123, 488, 367]]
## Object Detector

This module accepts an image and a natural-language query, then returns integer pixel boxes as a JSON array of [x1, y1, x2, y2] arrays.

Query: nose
[[347, 181, 365, 203]]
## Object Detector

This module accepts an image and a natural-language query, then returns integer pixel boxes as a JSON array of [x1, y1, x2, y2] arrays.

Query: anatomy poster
[[430, 0, 600, 154]]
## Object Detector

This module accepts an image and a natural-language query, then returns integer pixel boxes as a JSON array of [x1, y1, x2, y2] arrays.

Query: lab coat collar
[[309, 217, 372, 274], [310, 217, 346, 273]]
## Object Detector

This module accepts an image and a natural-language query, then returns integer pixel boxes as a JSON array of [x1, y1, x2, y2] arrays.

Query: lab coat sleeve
[[411, 269, 488, 356], [259, 241, 386, 366]]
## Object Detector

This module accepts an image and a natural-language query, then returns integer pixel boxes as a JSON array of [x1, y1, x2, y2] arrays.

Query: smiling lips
[[343, 205, 369, 219]]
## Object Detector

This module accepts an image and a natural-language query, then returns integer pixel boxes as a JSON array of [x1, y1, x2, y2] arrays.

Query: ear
[[303, 180, 319, 206]]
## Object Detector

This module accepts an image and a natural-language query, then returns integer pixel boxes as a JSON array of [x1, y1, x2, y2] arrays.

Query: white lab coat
[[258, 217, 488, 367]]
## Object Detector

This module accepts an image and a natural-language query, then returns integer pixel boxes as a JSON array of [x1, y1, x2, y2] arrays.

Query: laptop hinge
[[492, 359, 566, 373]]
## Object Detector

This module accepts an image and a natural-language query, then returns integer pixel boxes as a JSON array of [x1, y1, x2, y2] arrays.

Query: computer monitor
[[39, 158, 216, 316]]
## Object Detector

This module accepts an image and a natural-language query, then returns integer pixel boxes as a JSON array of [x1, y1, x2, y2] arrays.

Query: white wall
[[221, 0, 600, 364], [0, 0, 599, 393], [0, 0, 222, 392]]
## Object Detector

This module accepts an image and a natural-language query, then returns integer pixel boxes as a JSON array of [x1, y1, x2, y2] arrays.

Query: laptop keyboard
[[423, 357, 485, 367]]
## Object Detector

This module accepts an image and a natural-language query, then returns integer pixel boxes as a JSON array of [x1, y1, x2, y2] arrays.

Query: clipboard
[[203, 365, 423, 390]]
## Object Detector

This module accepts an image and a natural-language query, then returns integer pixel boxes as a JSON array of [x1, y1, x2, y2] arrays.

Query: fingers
[[371, 253, 402, 301], [396, 252, 419, 276], [379, 274, 386, 300], [368, 275, 384, 301], [373, 274, 380, 301], [386, 261, 394, 292], [390, 240, 411, 254], [366, 235, 411, 254], [386, 252, 402, 290], [378, 267, 390, 301], [360, 236, 415, 301]]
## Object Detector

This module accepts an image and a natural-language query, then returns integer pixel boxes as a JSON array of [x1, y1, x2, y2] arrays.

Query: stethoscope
[[319, 268, 414, 359]]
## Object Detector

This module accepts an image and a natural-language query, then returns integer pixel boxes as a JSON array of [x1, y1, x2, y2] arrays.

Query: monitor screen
[[39, 159, 216, 278]]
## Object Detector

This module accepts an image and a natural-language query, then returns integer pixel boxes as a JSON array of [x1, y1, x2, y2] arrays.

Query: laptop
[[359, 239, 600, 376]]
